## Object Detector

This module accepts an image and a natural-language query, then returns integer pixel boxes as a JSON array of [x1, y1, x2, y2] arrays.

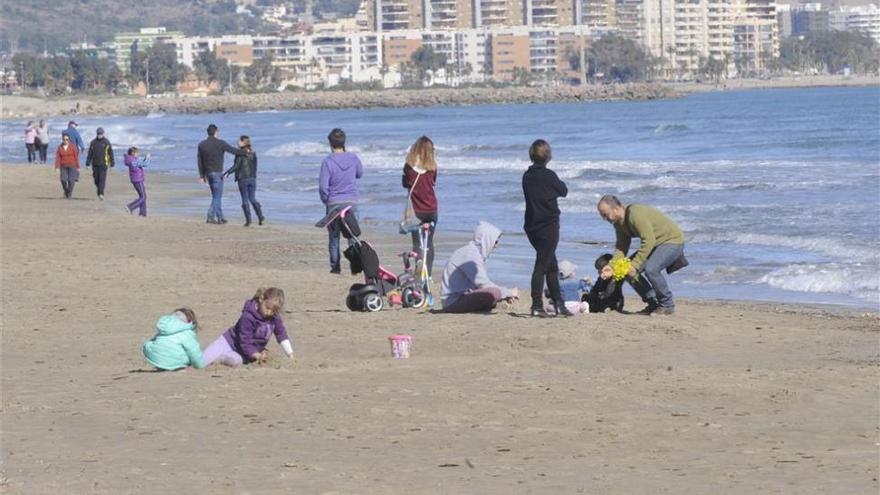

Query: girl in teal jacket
[[142, 308, 205, 370]]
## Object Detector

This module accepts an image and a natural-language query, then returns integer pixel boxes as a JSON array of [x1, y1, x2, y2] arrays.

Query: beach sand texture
[[1, 165, 877, 494]]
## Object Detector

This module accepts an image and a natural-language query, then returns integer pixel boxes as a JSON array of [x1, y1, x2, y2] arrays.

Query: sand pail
[[388, 334, 413, 358]]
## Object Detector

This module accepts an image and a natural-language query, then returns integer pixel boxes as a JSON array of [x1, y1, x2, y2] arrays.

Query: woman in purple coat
[[203, 288, 294, 366], [124, 147, 150, 217]]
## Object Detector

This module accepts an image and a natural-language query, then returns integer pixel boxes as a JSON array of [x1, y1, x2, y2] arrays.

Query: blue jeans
[[326, 203, 358, 272], [206, 172, 224, 220], [238, 177, 259, 207], [631, 243, 684, 309]]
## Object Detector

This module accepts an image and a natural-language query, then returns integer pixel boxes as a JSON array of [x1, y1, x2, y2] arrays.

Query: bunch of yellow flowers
[[610, 257, 632, 282]]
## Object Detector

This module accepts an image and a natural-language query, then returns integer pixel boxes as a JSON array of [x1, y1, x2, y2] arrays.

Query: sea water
[[3, 86, 878, 307]]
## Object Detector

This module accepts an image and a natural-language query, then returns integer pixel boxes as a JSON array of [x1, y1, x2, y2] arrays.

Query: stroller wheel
[[402, 287, 426, 308], [345, 294, 360, 311], [364, 292, 384, 312]]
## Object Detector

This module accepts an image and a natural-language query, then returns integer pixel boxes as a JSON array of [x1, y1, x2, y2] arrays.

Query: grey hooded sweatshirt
[[440, 221, 513, 307]]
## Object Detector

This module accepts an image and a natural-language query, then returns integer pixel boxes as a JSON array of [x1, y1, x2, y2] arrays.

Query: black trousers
[[92, 166, 108, 196], [526, 224, 561, 309]]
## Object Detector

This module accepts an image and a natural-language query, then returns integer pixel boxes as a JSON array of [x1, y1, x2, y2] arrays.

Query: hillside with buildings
[[2, 0, 878, 96]]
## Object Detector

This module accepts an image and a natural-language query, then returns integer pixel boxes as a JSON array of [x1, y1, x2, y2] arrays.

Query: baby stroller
[[316, 205, 428, 312]]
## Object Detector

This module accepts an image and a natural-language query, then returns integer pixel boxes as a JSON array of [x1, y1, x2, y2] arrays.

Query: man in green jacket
[[597, 195, 686, 315]]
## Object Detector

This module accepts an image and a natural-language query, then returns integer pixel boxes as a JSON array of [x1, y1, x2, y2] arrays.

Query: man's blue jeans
[[327, 203, 358, 272], [206, 172, 225, 221], [631, 243, 684, 309]]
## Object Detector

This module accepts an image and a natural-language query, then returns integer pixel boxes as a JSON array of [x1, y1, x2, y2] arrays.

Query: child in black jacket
[[584, 254, 625, 313]]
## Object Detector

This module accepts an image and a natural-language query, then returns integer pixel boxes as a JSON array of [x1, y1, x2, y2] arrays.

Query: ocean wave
[[265, 141, 334, 157], [653, 123, 690, 134], [145, 112, 165, 119], [691, 232, 880, 263], [283, 121, 296, 127], [759, 263, 880, 301]]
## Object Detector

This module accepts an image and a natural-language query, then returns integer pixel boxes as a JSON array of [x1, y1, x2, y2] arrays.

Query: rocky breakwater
[[5, 83, 679, 118]]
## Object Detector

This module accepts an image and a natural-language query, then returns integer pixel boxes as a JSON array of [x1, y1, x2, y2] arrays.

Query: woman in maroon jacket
[[402, 136, 439, 276], [54, 134, 80, 199]]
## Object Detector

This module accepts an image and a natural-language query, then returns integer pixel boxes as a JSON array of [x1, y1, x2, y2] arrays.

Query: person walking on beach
[[596, 195, 686, 316], [197, 124, 249, 224], [223, 135, 265, 227], [522, 139, 572, 317], [440, 221, 518, 313], [55, 134, 80, 199], [36, 120, 50, 163], [85, 127, 114, 200], [124, 147, 150, 217], [61, 121, 84, 157], [319, 128, 363, 274], [24, 121, 37, 163], [402, 136, 438, 276]]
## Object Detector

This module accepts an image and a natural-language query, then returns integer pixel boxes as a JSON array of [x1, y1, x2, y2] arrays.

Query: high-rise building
[[114, 27, 185, 73], [793, 4, 829, 35], [830, 4, 880, 44], [576, 0, 617, 28]]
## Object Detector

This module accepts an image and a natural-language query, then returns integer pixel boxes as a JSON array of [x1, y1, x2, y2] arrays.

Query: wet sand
[[1, 164, 877, 494]]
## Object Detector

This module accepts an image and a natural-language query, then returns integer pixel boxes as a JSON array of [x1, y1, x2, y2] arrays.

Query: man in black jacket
[[197, 124, 249, 224], [85, 127, 114, 200]]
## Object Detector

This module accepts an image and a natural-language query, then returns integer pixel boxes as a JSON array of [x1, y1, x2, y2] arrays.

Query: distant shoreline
[[1, 74, 876, 119]]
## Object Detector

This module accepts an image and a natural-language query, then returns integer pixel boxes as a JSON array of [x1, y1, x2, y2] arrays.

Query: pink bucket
[[388, 334, 413, 358]]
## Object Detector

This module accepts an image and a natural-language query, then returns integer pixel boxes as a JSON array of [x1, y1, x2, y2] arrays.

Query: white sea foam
[[691, 232, 879, 263], [283, 121, 296, 127], [759, 263, 880, 302], [265, 141, 333, 157], [145, 112, 165, 119]]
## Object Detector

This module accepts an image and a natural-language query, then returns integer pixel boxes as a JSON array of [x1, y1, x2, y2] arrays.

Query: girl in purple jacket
[[124, 147, 150, 217], [203, 288, 294, 367]]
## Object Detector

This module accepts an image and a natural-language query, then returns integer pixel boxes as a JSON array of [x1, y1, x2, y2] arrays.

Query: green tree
[[130, 41, 186, 93], [698, 56, 726, 83], [780, 31, 880, 75], [585, 33, 658, 83], [410, 45, 447, 86]]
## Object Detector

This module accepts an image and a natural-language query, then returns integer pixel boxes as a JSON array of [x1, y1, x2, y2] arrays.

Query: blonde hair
[[405, 136, 437, 172], [174, 307, 198, 330], [254, 287, 285, 313]]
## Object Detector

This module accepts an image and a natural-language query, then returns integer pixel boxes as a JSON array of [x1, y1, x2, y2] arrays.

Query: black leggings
[[411, 212, 437, 276], [26, 143, 35, 163], [527, 225, 561, 309]]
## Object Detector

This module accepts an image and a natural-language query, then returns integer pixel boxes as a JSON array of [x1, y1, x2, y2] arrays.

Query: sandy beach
[[1, 164, 877, 494]]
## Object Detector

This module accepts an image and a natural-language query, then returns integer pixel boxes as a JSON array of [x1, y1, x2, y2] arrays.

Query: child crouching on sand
[[585, 254, 625, 313], [142, 308, 205, 371], [124, 147, 150, 217], [545, 260, 591, 314], [203, 288, 294, 366]]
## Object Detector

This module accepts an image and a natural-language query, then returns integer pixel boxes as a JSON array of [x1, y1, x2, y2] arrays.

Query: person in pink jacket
[[24, 121, 37, 163]]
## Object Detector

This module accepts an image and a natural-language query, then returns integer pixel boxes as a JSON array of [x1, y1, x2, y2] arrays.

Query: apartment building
[[490, 29, 531, 80], [830, 4, 880, 44], [176, 35, 254, 68], [114, 28, 185, 73], [576, 0, 617, 28]]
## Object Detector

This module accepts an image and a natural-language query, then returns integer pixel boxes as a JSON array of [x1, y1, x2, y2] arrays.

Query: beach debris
[[438, 463, 459, 468]]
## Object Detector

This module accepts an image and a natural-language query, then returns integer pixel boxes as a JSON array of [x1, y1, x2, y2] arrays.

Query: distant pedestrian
[[85, 127, 115, 200], [197, 124, 249, 224], [24, 121, 36, 163], [319, 128, 363, 274], [55, 133, 80, 199], [36, 120, 50, 163], [124, 147, 150, 217], [61, 121, 84, 156], [223, 135, 264, 227]]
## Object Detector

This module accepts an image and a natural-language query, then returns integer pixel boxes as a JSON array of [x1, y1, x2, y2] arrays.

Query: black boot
[[242, 204, 252, 227], [253, 203, 265, 225]]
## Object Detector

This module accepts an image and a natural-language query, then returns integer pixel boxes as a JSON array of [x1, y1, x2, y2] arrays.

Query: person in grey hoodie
[[440, 221, 519, 313], [318, 128, 364, 273]]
